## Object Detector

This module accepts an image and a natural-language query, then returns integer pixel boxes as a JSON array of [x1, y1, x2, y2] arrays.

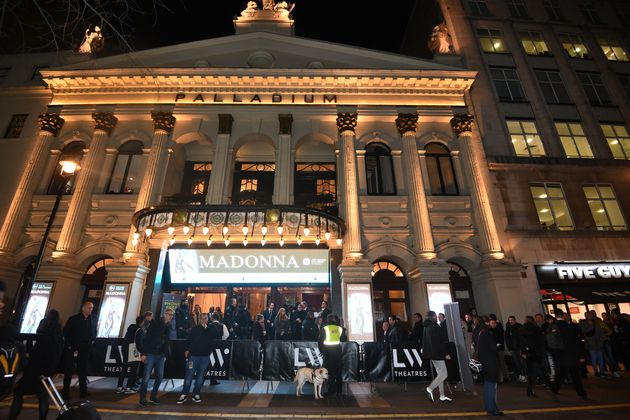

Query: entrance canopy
[[535, 262, 630, 303]]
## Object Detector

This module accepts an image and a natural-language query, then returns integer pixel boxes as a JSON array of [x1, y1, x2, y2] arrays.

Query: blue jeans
[[182, 356, 210, 395], [589, 350, 605, 374], [484, 381, 499, 415], [139, 354, 166, 401]]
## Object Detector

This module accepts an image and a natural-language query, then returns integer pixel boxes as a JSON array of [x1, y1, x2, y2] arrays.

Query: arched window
[[107, 141, 144, 194], [425, 143, 459, 195], [371, 260, 409, 327], [365, 142, 396, 195], [47, 141, 85, 194]]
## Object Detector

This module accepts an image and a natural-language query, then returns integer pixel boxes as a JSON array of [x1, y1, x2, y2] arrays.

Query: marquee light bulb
[[222, 226, 229, 236], [133, 232, 140, 240], [324, 231, 331, 241], [336, 238, 343, 246], [315, 236, 321, 246], [169, 238, 175, 246], [202, 226, 210, 235], [297, 235, 303, 246], [261, 238, 266, 246], [303, 227, 310, 237], [207, 236, 213, 246], [187, 237, 193, 246], [279, 237, 285, 247], [277, 225, 284, 235], [183, 226, 190, 235], [145, 228, 152, 237], [225, 236, 230, 247], [167, 226, 175, 235], [242, 226, 249, 236], [243, 238, 248, 246], [131, 238, 139, 246], [261, 225, 268, 235]]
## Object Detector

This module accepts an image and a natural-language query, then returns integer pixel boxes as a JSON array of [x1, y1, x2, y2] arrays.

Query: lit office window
[[519, 31, 550, 55], [507, 120, 546, 157], [555, 122, 594, 158], [530, 183, 574, 230], [107, 141, 144, 194], [490, 67, 525, 101], [599, 39, 629, 62], [577, 72, 611, 105], [559, 33, 589, 58], [506, 0, 529, 19], [3, 114, 28, 138], [535, 70, 571, 104], [583, 184, 627, 231], [543, 0, 564, 21], [601, 124, 630, 159], [477, 28, 508, 53], [467, 0, 491, 16]]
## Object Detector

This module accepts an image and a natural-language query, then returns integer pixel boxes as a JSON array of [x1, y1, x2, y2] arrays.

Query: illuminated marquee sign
[[174, 92, 337, 104], [168, 248, 330, 285], [535, 263, 630, 283]]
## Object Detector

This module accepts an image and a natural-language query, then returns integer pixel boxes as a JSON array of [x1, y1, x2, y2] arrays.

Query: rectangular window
[[543, 0, 564, 21], [559, 33, 589, 58], [555, 122, 594, 158], [583, 184, 627, 231], [4, 114, 28, 138], [507, 120, 546, 157], [294, 163, 337, 214], [519, 31, 550, 56], [506, 0, 529, 19], [477, 28, 508, 53], [599, 39, 629, 62], [535, 70, 571, 104], [240, 179, 258, 192], [489, 67, 525, 101], [530, 183, 574, 230], [0, 67, 10, 84], [580, 2, 602, 24], [426, 283, 453, 314], [467, 0, 491, 16], [602, 124, 630, 159], [577, 72, 611, 105], [619, 74, 630, 99]]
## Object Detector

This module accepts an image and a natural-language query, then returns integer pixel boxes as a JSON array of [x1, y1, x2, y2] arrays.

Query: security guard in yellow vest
[[317, 314, 346, 396]]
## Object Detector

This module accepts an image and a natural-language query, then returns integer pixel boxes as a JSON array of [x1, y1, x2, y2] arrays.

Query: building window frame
[[4, 114, 28, 138], [425, 143, 459, 196], [554, 122, 594, 158], [601, 124, 630, 160], [558, 33, 589, 59], [48, 141, 85, 195], [598, 39, 629, 62], [0, 67, 10, 84], [507, 120, 546, 157], [619, 74, 630, 100], [529, 182, 575, 231], [535, 69, 571, 104], [519, 31, 551, 56], [106, 140, 144, 194], [543, 0, 564, 21], [477, 28, 509, 53], [577, 72, 612, 106], [583, 184, 627, 231], [489, 66, 526, 102], [365, 142, 397, 196], [580, 2, 603, 25], [467, 0, 492, 16], [506, 0, 529, 19]]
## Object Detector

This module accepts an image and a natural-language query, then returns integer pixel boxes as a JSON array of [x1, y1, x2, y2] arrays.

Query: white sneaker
[[519, 375, 527, 383], [177, 395, 187, 404], [192, 394, 202, 403], [439, 396, 452, 403], [424, 387, 434, 402], [116, 387, 124, 394]]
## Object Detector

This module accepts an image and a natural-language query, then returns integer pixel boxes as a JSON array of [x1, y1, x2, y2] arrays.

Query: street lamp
[[9, 158, 80, 326]]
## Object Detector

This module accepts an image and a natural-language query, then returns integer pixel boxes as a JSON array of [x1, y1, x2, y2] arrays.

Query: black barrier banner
[[164, 340, 232, 379], [362, 342, 391, 382], [391, 344, 431, 382], [229, 340, 261, 380], [90, 338, 126, 376], [263, 340, 298, 381], [341, 342, 359, 382]]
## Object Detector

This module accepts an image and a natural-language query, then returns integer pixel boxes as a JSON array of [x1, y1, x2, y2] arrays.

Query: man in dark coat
[[62, 301, 96, 400], [551, 309, 587, 400], [291, 303, 307, 340], [224, 298, 239, 339], [116, 316, 143, 393], [175, 299, 190, 339], [519, 315, 550, 397], [408, 313, 423, 345], [302, 311, 319, 341], [489, 315, 507, 382], [236, 304, 252, 340], [477, 316, 503, 416], [505, 316, 525, 382], [318, 301, 331, 322], [422, 311, 452, 403], [139, 309, 174, 405], [263, 302, 277, 340], [388, 315, 404, 346]]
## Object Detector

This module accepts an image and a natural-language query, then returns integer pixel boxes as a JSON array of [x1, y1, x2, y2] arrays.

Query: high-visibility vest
[[323, 325, 342, 345]]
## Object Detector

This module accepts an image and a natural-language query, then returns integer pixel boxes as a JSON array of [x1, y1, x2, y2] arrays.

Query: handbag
[[127, 328, 142, 362]]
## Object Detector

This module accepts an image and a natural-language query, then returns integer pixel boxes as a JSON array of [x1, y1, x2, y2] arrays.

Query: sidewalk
[[2, 373, 630, 419]]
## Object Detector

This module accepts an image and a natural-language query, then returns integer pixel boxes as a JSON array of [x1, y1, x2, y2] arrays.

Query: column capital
[[38, 113, 65, 136], [151, 112, 176, 133], [92, 112, 118, 135], [218, 114, 234, 135], [336, 112, 357, 134], [395, 113, 419, 136], [278, 114, 293, 135], [450, 114, 474, 137]]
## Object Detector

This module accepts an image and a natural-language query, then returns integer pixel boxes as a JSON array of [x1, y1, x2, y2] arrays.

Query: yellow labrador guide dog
[[294, 367, 329, 399]]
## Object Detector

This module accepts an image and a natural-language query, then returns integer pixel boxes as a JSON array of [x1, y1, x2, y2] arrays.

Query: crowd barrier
[[19, 335, 459, 384]]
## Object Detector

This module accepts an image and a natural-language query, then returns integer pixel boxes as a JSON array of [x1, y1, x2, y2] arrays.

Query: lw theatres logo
[[392, 348, 428, 378], [293, 347, 323, 370]]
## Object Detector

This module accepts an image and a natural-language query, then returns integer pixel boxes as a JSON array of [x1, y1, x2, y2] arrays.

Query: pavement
[[2, 372, 630, 419]]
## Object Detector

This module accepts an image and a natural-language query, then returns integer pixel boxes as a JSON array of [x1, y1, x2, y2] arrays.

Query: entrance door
[[371, 261, 409, 339]]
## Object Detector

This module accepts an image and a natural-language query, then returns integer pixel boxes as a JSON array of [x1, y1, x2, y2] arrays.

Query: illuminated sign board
[[168, 248, 330, 285], [97, 283, 130, 338], [345, 283, 375, 343], [20, 282, 53, 334], [535, 263, 630, 283]]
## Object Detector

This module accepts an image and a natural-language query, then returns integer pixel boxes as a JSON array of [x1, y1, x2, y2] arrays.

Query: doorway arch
[[371, 260, 409, 339]]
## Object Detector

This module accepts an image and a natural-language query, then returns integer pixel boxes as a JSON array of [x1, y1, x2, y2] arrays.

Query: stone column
[[206, 114, 233, 204], [450, 114, 503, 260], [397, 113, 436, 260], [337, 112, 362, 260], [0, 113, 64, 259], [273, 114, 294, 205], [55, 113, 118, 259], [125, 112, 176, 257]]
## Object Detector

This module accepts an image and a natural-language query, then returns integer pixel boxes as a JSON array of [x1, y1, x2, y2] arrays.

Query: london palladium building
[[0, 3, 524, 340]]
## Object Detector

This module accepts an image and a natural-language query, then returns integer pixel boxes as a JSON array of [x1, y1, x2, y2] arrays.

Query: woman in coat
[[477, 316, 503, 416], [9, 309, 64, 420], [274, 308, 291, 340]]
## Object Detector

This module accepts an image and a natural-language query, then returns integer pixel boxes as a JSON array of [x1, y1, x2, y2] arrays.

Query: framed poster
[[19, 282, 54, 334], [96, 283, 130, 338], [345, 283, 375, 343]]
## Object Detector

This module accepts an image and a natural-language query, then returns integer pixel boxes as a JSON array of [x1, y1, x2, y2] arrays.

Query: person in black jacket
[[139, 309, 173, 406], [236, 304, 252, 340], [263, 302, 277, 339], [252, 313, 267, 343], [9, 309, 63, 420], [388, 315, 404, 346], [519, 315, 551, 397], [175, 299, 190, 339], [61, 301, 96, 400], [291, 303, 307, 340], [488, 316, 506, 382], [477, 316, 503, 416], [409, 313, 423, 345], [505, 316, 525, 382], [302, 311, 319, 341], [422, 311, 452, 403], [177, 313, 220, 404], [551, 309, 587, 400], [116, 316, 143, 394]]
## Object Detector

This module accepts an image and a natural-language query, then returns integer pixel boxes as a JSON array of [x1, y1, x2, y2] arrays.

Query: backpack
[[0, 345, 21, 400], [545, 323, 565, 350]]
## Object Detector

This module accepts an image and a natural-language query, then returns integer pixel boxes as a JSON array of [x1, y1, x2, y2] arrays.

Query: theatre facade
[[0, 5, 527, 340]]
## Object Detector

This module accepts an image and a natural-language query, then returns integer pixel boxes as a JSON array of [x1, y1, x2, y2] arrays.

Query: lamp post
[[9, 158, 80, 326]]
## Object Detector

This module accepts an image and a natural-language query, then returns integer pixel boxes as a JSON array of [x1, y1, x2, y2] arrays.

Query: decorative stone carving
[[218, 114, 234, 135], [38, 113, 65, 136], [336, 112, 358, 133], [241, 1, 259, 17], [428, 23, 454, 55], [151, 112, 176, 133], [274, 1, 294, 18], [78, 26, 105, 54], [92, 112, 118, 135], [450, 114, 474, 137], [395, 113, 419, 136], [279, 114, 293, 135], [263, 0, 275, 10]]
